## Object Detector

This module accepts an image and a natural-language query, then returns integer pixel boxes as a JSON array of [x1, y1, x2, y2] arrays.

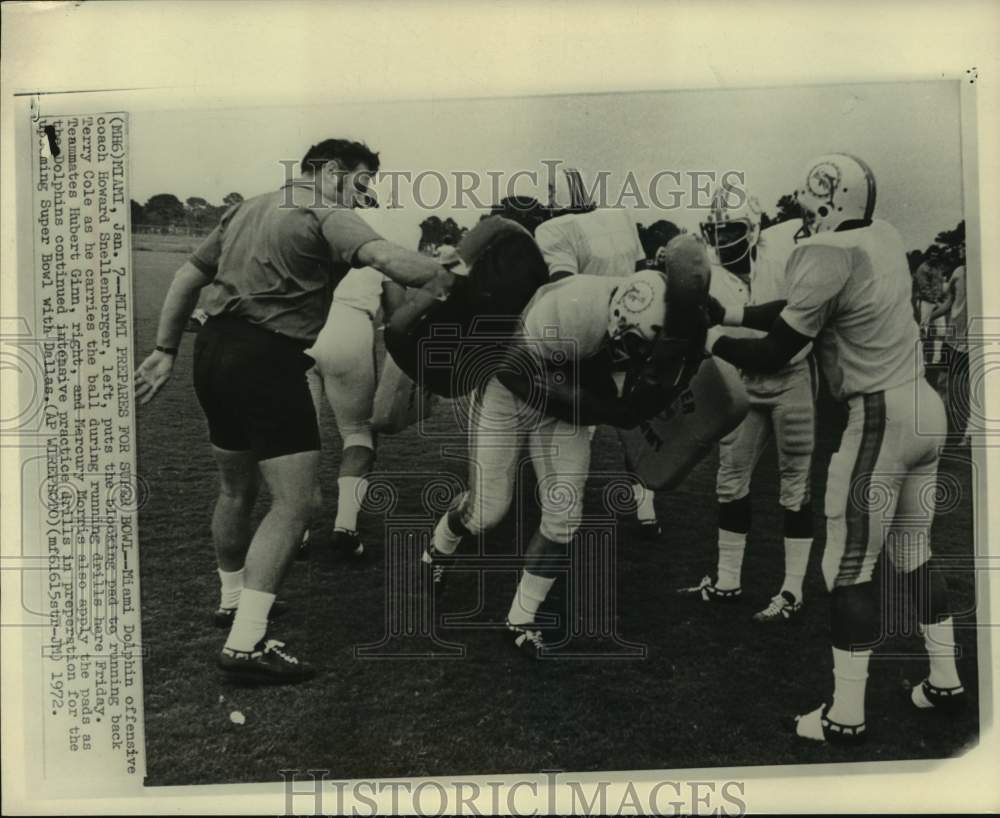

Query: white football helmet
[[794, 153, 876, 235], [699, 185, 762, 265], [607, 269, 668, 364]]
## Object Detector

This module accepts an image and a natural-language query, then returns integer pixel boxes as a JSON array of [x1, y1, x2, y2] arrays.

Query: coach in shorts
[[135, 138, 454, 684]]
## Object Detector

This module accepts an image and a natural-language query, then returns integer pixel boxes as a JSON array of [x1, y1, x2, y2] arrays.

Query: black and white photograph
[[128, 80, 985, 783], [3, 2, 998, 815]]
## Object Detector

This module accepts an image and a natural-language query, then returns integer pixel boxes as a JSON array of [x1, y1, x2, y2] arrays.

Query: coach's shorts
[[193, 315, 321, 460]]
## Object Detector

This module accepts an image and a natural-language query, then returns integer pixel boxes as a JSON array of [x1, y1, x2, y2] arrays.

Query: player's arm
[[135, 227, 221, 405], [534, 218, 579, 282], [380, 279, 407, 321], [708, 244, 849, 374], [710, 298, 788, 332], [135, 260, 214, 404], [927, 284, 954, 322]]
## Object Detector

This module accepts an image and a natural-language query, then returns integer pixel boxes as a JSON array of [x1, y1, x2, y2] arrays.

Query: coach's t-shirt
[[534, 208, 645, 278], [780, 219, 922, 400], [190, 180, 381, 343], [522, 274, 624, 362]]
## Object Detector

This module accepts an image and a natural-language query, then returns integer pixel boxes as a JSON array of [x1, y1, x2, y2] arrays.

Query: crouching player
[[680, 187, 816, 622], [705, 154, 964, 742], [424, 235, 712, 657]]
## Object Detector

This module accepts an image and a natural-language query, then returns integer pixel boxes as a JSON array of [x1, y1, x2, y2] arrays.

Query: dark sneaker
[[753, 591, 802, 623], [677, 575, 742, 602], [332, 528, 365, 559], [217, 638, 316, 685], [212, 599, 290, 629], [505, 619, 546, 659], [421, 546, 454, 595], [902, 678, 967, 715], [636, 518, 663, 540], [793, 703, 867, 746]]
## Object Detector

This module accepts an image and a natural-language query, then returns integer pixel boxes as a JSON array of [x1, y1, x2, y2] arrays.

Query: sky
[[130, 80, 965, 252]]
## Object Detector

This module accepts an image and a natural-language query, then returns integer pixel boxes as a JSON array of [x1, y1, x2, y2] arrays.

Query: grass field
[[135, 241, 981, 786]]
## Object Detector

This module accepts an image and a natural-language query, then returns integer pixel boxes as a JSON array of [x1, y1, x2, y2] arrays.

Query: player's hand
[[705, 295, 726, 327], [135, 349, 175, 405]]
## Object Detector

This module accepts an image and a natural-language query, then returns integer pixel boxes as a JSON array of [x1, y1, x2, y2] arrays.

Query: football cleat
[[213, 599, 290, 629], [505, 619, 546, 659], [332, 528, 365, 559], [217, 638, 317, 685], [421, 546, 453, 595], [677, 575, 742, 602], [793, 703, 867, 746], [901, 678, 967, 715], [752, 591, 802, 623]]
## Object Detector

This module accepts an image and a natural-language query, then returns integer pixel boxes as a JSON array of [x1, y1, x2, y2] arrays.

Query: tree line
[[131, 191, 966, 275]]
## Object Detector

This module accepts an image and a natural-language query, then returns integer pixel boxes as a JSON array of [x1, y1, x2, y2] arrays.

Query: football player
[[679, 187, 815, 622], [704, 154, 964, 743], [304, 205, 414, 559], [531, 177, 666, 538], [423, 235, 711, 657]]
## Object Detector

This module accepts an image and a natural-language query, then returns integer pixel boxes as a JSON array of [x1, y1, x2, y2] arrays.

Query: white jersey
[[333, 208, 419, 316], [534, 207, 644, 278], [712, 219, 810, 365], [523, 274, 624, 362], [780, 219, 922, 400]]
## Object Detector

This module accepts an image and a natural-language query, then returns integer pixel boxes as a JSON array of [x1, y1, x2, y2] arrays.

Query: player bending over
[[679, 187, 816, 623], [704, 154, 964, 743], [424, 235, 711, 657], [533, 194, 668, 538]]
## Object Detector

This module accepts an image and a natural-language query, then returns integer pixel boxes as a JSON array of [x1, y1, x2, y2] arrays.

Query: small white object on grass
[[229, 711, 246, 725]]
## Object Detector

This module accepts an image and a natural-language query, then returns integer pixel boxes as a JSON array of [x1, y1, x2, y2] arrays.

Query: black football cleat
[[636, 518, 663, 540], [332, 528, 365, 559], [218, 638, 316, 685], [505, 619, 546, 659], [677, 575, 742, 602], [793, 704, 867, 746], [901, 678, 967, 715], [752, 591, 803, 623], [421, 546, 455, 595], [212, 599, 290, 629]]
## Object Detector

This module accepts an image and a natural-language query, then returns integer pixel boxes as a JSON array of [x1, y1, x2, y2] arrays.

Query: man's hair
[[301, 139, 381, 174]]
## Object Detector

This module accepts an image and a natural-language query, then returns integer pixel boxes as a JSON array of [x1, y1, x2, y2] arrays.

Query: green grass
[[135, 249, 980, 786]]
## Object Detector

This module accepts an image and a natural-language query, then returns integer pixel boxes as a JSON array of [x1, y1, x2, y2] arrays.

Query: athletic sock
[[715, 529, 747, 591], [218, 567, 244, 610], [224, 588, 275, 652], [507, 571, 556, 627], [781, 537, 812, 603], [430, 512, 462, 556], [334, 476, 368, 532], [922, 617, 962, 689], [827, 646, 871, 726], [633, 482, 656, 523]]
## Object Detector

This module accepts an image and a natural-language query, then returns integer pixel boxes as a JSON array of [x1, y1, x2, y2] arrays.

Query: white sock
[[781, 537, 812, 603], [828, 646, 871, 725], [716, 529, 747, 590], [224, 588, 275, 652], [334, 476, 368, 532], [633, 482, 656, 522], [431, 513, 462, 556], [218, 567, 244, 610], [922, 617, 962, 689], [507, 571, 556, 626]]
